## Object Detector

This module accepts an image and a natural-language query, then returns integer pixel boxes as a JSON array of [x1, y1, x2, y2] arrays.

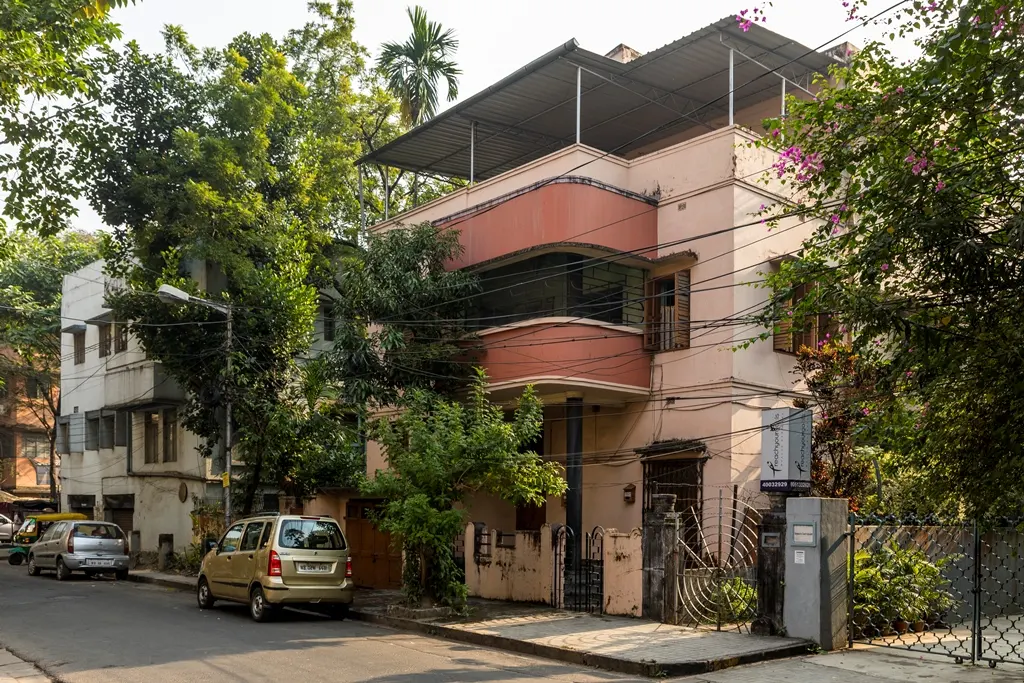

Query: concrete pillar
[[784, 497, 850, 650], [156, 534, 174, 571], [641, 493, 676, 622], [565, 396, 583, 559]]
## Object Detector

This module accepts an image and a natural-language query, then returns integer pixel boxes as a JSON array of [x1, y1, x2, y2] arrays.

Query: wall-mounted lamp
[[623, 484, 636, 505]]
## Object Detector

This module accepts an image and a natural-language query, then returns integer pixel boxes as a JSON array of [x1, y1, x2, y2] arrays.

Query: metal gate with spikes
[[672, 491, 761, 631]]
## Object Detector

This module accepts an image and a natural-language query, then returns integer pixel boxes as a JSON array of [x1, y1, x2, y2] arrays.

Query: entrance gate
[[849, 514, 1024, 668], [672, 492, 761, 631], [552, 526, 604, 613]]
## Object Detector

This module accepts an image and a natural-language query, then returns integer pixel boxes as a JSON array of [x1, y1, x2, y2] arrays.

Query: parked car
[[7, 513, 88, 565], [0, 514, 13, 543], [197, 513, 353, 622], [26, 520, 129, 581]]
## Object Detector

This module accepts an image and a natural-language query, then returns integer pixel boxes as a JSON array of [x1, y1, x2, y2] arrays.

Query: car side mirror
[[204, 539, 218, 555]]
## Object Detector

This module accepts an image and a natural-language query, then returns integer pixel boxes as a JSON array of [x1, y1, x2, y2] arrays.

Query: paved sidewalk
[[128, 569, 809, 677], [693, 647, 1024, 682], [0, 648, 49, 683]]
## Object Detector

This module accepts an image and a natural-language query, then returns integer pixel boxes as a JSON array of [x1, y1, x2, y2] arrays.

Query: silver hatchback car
[[27, 520, 130, 581]]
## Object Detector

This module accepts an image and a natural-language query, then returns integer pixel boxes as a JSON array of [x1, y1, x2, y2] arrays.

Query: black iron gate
[[552, 525, 604, 613], [849, 514, 1024, 668]]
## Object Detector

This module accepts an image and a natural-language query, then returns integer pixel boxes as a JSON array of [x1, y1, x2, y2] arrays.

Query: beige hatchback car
[[197, 513, 353, 622]]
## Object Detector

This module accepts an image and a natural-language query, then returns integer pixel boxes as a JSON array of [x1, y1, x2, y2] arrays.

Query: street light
[[155, 284, 234, 526]]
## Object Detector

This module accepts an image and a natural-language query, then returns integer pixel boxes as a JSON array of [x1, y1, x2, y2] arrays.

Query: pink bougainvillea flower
[[759, 203, 766, 211], [832, 227, 840, 235], [895, 86, 904, 94], [771, 128, 780, 137], [935, 180, 946, 192], [862, 408, 871, 416], [993, 18, 1006, 35], [881, 263, 890, 271], [971, 15, 981, 24], [905, 371, 914, 378], [830, 214, 840, 224], [927, 0, 938, 9]]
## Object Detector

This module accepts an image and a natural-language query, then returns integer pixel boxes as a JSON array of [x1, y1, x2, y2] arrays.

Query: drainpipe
[[565, 395, 584, 561]]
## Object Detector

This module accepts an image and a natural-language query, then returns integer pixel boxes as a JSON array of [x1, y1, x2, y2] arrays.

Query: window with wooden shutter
[[674, 270, 691, 349], [645, 270, 692, 352], [774, 282, 828, 354]]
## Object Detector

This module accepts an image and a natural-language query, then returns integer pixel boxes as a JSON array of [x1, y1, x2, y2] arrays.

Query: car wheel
[[26, 555, 39, 576], [249, 586, 275, 623], [55, 557, 70, 581], [8, 552, 23, 566], [115, 569, 129, 581], [197, 577, 216, 609], [326, 604, 349, 621]]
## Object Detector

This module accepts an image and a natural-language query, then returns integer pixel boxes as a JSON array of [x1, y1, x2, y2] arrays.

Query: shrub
[[706, 577, 757, 625], [852, 542, 957, 636]]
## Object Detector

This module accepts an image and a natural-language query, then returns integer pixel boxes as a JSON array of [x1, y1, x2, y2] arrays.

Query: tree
[[753, 0, 1024, 515], [0, 0, 135, 235], [0, 230, 100, 501], [237, 358, 363, 504], [377, 5, 459, 127], [94, 23, 355, 514], [362, 369, 567, 607], [792, 341, 876, 510], [327, 220, 480, 410]]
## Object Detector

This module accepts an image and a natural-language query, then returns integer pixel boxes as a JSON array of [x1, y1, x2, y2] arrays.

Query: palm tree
[[377, 5, 461, 127]]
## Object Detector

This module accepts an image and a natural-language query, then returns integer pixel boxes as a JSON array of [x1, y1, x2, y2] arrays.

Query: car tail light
[[268, 550, 282, 577], [345, 557, 352, 578], [67, 534, 74, 554]]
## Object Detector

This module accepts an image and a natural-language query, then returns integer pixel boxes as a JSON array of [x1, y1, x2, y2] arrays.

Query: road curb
[[126, 572, 812, 678], [127, 572, 197, 592], [346, 609, 813, 678]]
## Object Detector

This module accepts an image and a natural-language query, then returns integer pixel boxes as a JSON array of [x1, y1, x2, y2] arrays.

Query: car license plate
[[86, 559, 114, 567], [297, 562, 330, 573]]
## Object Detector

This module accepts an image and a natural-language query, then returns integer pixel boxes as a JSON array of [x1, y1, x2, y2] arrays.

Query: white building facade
[[58, 260, 222, 553]]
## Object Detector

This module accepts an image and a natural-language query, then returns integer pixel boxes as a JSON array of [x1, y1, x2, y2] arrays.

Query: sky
[[70, 0, 916, 231]]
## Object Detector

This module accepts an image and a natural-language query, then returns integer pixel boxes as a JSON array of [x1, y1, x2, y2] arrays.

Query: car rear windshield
[[277, 519, 346, 550], [73, 524, 119, 539]]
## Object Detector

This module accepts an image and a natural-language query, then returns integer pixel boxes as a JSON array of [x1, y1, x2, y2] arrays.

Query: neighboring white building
[[58, 260, 336, 553], [58, 260, 221, 553]]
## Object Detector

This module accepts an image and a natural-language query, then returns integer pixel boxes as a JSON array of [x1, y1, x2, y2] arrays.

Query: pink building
[[312, 18, 844, 590]]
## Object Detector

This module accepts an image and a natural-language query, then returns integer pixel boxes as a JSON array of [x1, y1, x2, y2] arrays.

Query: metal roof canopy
[[359, 17, 841, 181]]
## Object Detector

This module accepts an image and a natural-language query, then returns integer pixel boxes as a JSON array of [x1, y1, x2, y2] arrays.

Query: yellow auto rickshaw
[[7, 513, 88, 566]]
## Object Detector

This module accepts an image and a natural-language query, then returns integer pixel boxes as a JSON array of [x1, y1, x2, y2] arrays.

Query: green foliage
[[0, 0, 134, 234], [170, 542, 206, 576], [851, 542, 957, 635], [328, 221, 479, 409], [362, 369, 567, 607], [237, 358, 363, 502], [0, 231, 99, 456], [705, 577, 757, 625], [752, 0, 1024, 515], [94, 15, 366, 512], [859, 447, 955, 518], [377, 5, 460, 127], [793, 342, 875, 509]]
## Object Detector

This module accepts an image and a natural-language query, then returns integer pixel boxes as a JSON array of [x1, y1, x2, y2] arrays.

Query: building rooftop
[[359, 17, 842, 181]]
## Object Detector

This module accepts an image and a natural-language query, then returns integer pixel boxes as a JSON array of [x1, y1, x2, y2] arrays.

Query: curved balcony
[[477, 319, 650, 402], [439, 178, 659, 269]]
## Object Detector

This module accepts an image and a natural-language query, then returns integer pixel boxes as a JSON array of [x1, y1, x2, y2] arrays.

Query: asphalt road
[[0, 558, 639, 683]]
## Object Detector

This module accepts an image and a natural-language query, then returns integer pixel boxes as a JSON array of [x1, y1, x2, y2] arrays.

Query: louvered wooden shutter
[[644, 278, 656, 350], [674, 270, 691, 349], [774, 291, 794, 353]]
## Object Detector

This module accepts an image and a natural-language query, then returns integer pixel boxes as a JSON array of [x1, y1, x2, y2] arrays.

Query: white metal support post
[[729, 49, 735, 126], [781, 78, 786, 117], [576, 66, 582, 143], [470, 120, 476, 185]]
